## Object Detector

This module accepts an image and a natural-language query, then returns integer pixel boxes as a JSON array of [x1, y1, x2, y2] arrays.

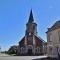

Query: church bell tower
[[25, 10, 37, 54]]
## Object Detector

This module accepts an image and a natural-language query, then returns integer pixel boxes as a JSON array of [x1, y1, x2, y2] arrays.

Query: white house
[[46, 20, 60, 58]]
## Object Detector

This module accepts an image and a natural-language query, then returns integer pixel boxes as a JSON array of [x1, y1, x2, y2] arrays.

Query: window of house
[[48, 34, 52, 42], [58, 31, 60, 41], [49, 47, 53, 54], [59, 32, 60, 41], [57, 47, 58, 53]]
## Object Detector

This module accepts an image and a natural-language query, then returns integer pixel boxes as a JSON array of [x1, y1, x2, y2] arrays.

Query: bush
[[8, 45, 18, 54]]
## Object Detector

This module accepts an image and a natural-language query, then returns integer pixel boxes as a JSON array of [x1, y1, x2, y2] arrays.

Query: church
[[17, 10, 47, 55]]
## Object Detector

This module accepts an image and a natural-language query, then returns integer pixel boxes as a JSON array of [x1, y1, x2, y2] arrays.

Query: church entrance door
[[28, 49, 32, 55], [28, 45, 33, 55]]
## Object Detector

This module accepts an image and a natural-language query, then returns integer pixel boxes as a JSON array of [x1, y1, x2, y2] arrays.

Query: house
[[17, 10, 46, 55], [46, 20, 60, 58]]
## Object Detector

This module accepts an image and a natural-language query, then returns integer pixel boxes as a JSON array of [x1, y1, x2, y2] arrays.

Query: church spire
[[28, 9, 34, 23]]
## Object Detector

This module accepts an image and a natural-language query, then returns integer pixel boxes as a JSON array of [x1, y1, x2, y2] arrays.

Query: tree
[[8, 45, 18, 54]]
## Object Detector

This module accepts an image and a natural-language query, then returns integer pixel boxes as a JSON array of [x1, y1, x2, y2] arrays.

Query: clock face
[[29, 33, 31, 35]]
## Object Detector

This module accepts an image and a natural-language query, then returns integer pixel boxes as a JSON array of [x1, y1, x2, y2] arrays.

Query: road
[[0, 54, 47, 60]]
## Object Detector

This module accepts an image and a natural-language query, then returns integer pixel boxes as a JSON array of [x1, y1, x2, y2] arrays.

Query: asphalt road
[[0, 54, 47, 60]]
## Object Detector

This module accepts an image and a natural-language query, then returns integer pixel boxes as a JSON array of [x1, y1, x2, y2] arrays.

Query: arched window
[[35, 47, 40, 53], [28, 37, 33, 44], [20, 48, 21, 53], [49, 47, 53, 54], [35, 48, 37, 53], [37, 47, 40, 53], [21, 47, 25, 53]]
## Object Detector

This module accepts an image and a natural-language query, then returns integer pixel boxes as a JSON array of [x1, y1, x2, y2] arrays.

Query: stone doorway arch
[[27, 45, 33, 55]]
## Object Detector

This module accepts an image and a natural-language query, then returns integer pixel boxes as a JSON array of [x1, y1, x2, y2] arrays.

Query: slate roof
[[28, 9, 34, 23], [46, 20, 60, 33], [19, 36, 25, 43], [35, 35, 46, 43]]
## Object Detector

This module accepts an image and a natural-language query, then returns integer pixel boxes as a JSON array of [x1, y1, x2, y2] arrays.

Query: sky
[[0, 0, 60, 51]]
